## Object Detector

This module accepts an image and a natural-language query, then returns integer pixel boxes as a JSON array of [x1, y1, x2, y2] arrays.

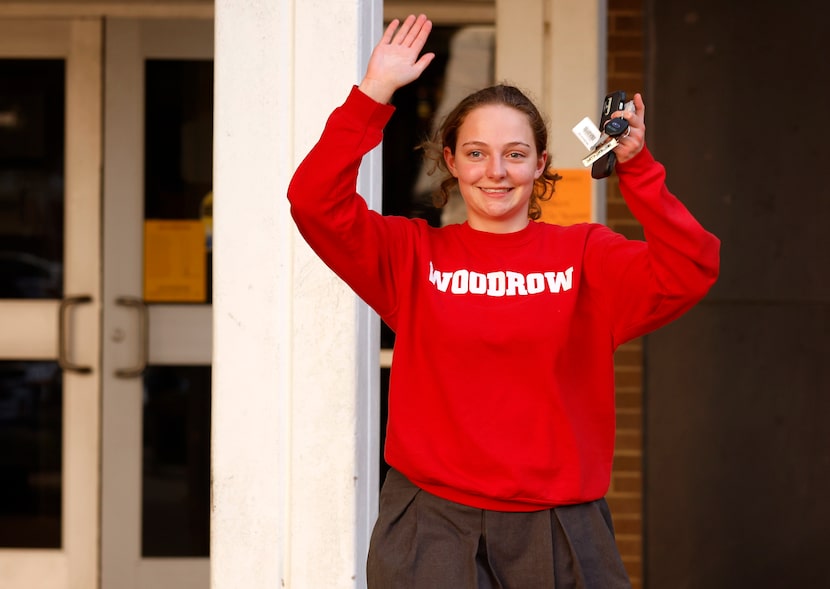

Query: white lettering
[[469, 272, 487, 294], [451, 269, 469, 294], [487, 272, 506, 296], [429, 262, 453, 292], [544, 266, 573, 293], [526, 273, 546, 294], [429, 262, 573, 297], [506, 271, 528, 296]]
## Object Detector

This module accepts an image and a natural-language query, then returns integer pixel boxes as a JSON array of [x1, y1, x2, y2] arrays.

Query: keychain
[[572, 99, 635, 169]]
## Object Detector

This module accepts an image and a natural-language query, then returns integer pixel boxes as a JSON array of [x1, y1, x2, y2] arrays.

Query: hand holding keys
[[572, 94, 636, 173]]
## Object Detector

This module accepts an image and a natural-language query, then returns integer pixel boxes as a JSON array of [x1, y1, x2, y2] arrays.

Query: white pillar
[[496, 0, 606, 223], [211, 1, 381, 587], [495, 0, 545, 98], [548, 0, 607, 223]]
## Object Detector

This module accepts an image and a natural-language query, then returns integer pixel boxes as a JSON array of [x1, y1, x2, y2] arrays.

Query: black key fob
[[603, 117, 629, 138], [591, 91, 626, 179]]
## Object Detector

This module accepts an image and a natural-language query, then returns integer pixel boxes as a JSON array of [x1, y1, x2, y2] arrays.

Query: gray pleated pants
[[367, 469, 632, 589]]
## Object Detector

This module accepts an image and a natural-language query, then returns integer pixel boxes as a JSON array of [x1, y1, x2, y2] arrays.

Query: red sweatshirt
[[288, 86, 720, 511]]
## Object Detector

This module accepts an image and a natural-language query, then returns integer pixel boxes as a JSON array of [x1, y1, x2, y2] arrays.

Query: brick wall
[[605, 1, 646, 587]]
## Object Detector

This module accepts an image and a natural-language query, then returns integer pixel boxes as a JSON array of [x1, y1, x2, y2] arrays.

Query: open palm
[[359, 14, 435, 104]]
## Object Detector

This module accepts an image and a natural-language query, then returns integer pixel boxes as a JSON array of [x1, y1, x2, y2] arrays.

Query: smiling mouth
[[480, 187, 512, 194]]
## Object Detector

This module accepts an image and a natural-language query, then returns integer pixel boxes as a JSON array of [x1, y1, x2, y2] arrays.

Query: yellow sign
[[143, 220, 206, 302], [538, 168, 593, 226]]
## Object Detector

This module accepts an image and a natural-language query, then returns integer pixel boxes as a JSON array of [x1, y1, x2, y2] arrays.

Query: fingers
[[381, 19, 400, 44], [633, 92, 645, 118], [413, 51, 436, 74], [360, 14, 434, 104], [388, 14, 431, 48], [390, 15, 413, 45], [611, 93, 645, 140], [407, 14, 432, 50], [613, 93, 644, 128], [393, 15, 418, 45], [608, 93, 645, 163], [387, 14, 434, 72]]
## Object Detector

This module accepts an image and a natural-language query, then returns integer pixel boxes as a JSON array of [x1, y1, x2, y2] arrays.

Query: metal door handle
[[115, 296, 149, 378], [58, 295, 93, 374]]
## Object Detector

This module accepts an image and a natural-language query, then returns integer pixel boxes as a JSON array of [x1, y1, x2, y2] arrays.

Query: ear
[[535, 150, 548, 179], [443, 146, 459, 177]]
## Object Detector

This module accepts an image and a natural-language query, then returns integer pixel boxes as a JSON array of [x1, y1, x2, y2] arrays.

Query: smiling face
[[443, 104, 547, 234]]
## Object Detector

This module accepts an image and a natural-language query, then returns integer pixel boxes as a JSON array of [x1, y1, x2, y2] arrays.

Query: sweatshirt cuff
[[615, 144, 656, 175], [346, 85, 396, 129]]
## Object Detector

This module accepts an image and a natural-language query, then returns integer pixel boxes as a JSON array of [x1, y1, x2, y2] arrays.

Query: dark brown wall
[[644, 1, 830, 587]]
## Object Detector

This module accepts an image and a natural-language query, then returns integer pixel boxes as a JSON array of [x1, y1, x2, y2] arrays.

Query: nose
[[486, 156, 506, 179]]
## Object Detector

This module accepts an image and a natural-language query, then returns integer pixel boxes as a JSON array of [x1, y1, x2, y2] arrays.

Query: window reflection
[[142, 365, 210, 557], [0, 60, 65, 300], [144, 60, 213, 304], [0, 361, 62, 548]]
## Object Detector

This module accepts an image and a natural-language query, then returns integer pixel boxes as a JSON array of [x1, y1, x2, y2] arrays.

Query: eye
[[507, 151, 526, 159], [467, 150, 483, 158]]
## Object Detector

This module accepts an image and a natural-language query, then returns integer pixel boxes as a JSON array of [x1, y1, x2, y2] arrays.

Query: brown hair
[[420, 84, 562, 220]]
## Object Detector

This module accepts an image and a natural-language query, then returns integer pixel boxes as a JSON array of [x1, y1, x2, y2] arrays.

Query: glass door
[[101, 19, 213, 589], [0, 18, 102, 589]]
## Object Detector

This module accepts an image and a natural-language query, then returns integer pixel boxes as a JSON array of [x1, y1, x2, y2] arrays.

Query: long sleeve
[[287, 87, 418, 319], [584, 147, 721, 346], [287, 94, 721, 511]]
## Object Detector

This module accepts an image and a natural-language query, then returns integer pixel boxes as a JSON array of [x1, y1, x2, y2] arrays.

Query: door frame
[[100, 17, 213, 589], [0, 17, 102, 589]]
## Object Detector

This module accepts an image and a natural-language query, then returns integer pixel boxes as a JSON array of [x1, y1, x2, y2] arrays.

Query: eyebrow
[[460, 140, 532, 149]]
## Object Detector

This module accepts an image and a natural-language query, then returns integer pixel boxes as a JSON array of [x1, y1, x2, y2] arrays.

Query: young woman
[[288, 14, 720, 588]]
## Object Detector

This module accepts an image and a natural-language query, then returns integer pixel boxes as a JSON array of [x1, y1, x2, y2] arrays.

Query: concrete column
[[495, 0, 545, 98], [496, 0, 606, 223], [211, 1, 381, 587], [547, 0, 607, 223]]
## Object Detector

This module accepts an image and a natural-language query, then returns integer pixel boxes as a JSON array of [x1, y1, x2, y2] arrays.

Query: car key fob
[[603, 117, 629, 138], [591, 91, 626, 179]]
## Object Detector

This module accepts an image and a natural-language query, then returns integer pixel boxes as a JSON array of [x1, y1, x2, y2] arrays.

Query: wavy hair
[[419, 84, 562, 220]]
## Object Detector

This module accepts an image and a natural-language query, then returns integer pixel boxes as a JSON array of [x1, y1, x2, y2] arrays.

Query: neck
[[466, 216, 530, 234]]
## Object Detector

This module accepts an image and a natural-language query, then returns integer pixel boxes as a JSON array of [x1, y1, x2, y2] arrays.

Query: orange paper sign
[[143, 220, 206, 303], [538, 168, 593, 226]]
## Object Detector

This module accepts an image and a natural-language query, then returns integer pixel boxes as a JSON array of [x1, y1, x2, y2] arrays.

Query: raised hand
[[358, 14, 435, 104]]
